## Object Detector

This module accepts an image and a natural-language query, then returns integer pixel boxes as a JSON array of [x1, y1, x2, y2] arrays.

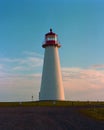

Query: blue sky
[[0, 0, 104, 101]]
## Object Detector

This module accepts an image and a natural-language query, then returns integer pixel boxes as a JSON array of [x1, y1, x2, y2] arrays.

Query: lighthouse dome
[[45, 28, 56, 36], [42, 29, 61, 48]]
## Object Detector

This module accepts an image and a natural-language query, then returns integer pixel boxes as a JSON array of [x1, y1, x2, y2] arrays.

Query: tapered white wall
[[39, 46, 65, 100]]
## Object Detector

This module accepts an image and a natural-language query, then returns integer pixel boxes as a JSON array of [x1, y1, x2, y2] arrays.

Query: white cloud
[[0, 58, 20, 62], [0, 73, 41, 101], [0, 51, 43, 72], [62, 67, 104, 101], [23, 51, 43, 58], [0, 64, 3, 70], [12, 66, 26, 71], [0, 51, 43, 101], [12, 57, 43, 71], [91, 64, 104, 69]]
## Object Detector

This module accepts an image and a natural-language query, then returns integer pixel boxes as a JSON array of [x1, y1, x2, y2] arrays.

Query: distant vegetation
[[0, 100, 104, 107]]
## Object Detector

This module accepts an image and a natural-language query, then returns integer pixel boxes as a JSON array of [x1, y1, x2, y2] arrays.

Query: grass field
[[79, 108, 104, 121], [0, 100, 104, 121], [0, 100, 104, 107]]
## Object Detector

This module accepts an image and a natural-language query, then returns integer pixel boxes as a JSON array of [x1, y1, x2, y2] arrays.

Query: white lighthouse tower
[[39, 29, 65, 100]]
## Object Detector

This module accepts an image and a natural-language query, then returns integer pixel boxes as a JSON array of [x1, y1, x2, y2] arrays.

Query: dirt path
[[0, 106, 104, 130]]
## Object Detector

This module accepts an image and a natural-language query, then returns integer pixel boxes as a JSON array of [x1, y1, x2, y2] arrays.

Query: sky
[[0, 0, 104, 101]]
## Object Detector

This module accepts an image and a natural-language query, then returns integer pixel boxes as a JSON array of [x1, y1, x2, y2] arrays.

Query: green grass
[[79, 108, 104, 121], [0, 100, 104, 107]]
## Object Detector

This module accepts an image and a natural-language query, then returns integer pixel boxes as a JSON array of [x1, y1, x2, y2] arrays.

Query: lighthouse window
[[46, 37, 57, 41]]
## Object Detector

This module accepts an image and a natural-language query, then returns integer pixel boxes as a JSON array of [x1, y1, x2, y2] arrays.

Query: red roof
[[45, 29, 57, 36]]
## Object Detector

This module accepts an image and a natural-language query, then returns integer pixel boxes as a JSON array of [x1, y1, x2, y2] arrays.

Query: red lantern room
[[42, 29, 61, 48]]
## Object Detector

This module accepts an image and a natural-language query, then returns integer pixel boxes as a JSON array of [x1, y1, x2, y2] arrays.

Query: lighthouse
[[39, 29, 65, 100]]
